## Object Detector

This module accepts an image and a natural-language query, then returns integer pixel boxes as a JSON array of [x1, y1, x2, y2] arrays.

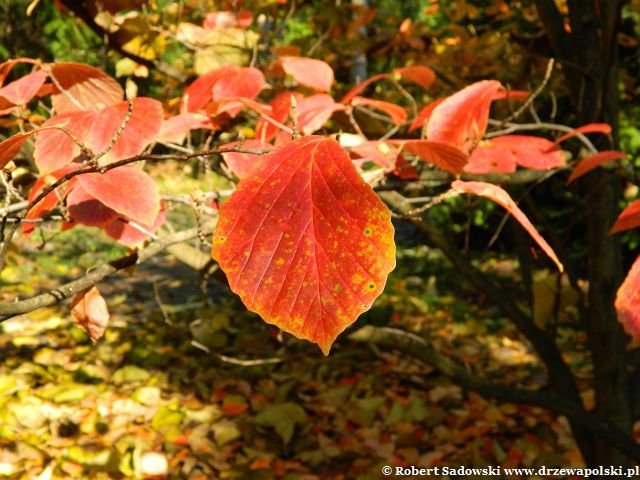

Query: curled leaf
[[451, 180, 563, 272], [71, 286, 110, 343]]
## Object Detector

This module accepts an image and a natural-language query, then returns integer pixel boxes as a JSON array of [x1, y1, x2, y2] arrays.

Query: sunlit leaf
[[157, 112, 213, 144], [255, 91, 302, 142], [451, 180, 563, 272], [211, 136, 395, 354], [280, 56, 334, 92], [408, 98, 445, 133], [77, 166, 160, 226], [105, 207, 166, 247], [67, 184, 119, 227], [425, 80, 501, 153], [49, 62, 124, 113]]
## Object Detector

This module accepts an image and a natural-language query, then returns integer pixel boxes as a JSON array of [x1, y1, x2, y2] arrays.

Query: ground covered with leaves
[[0, 219, 601, 479]]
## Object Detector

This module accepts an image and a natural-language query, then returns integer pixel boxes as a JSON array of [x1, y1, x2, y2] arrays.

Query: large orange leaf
[[350, 96, 407, 126], [71, 286, 110, 343], [611, 199, 640, 234], [616, 255, 640, 339], [392, 140, 468, 175], [49, 62, 124, 113], [211, 136, 396, 354], [77, 166, 160, 226], [451, 180, 563, 272], [425, 80, 501, 153], [567, 150, 627, 184], [280, 56, 334, 92]]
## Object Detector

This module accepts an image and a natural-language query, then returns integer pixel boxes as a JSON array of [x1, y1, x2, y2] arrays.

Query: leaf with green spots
[[211, 136, 396, 354]]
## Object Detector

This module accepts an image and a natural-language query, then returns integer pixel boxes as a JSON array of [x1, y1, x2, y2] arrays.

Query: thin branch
[[0, 225, 213, 320]]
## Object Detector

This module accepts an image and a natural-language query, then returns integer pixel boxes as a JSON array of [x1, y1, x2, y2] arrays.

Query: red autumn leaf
[[221, 140, 273, 178], [279, 56, 334, 92], [255, 92, 303, 142], [67, 184, 119, 227], [211, 67, 264, 115], [340, 73, 391, 105], [211, 136, 396, 355], [49, 62, 124, 113], [0, 69, 47, 106], [553, 123, 612, 145], [297, 94, 345, 135], [34, 111, 94, 174], [157, 112, 213, 144], [34, 98, 162, 172], [222, 403, 248, 416], [105, 207, 166, 247], [611, 199, 640, 234], [408, 98, 445, 133], [464, 141, 517, 174], [183, 66, 264, 115], [87, 97, 163, 164], [351, 96, 407, 126], [70, 286, 110, 343], [451, 180, 563, 272], [77, 166, 160, 226], [467, 135, 565, 173], [393, 66, 436, 89], [616, 255, 640, 339], [425, 80, 502, 153], [22, 164, 79, 236], [184, 66, 236, 112], [392, 140, 468, 175], [567, 150, 627, 184]]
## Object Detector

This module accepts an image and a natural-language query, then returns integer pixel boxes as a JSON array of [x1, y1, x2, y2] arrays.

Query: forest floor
[[0, 167, 606, 480]]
